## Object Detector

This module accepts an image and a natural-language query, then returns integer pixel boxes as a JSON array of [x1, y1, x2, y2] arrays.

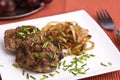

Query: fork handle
[[114, 29, 120, 41]]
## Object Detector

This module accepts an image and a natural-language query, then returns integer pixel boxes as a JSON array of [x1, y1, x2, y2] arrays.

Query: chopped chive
[[53, 53, 56, 59], [31, 39, 35, 47], [48, 36, 53, 42], [58, 61, 61, 69], [30, 75, 36, 80], [57, 43, 61, 50], [22, 27, 30, 32], [42, 42, 48, 48], [50, 63, 57, 67], [26, 73, 29, 79], [26, 31, 31, 34], [47, 53, 53, 59], [78, 71, 86, 74], [22, 70, 25, 75], [32, 28, 38, 34], [33, 53, 42, 59], [81, 63, 87, 68], [40, 35, 44, 41], [100, 62, 107, 67], [84, 68, 90, 72], [71, 72, 77, 76], [40, 75, 48, 80], [12, 64, 19, 68], [49, 73, 55, 77], [89, 54, 95, 57], [60, 52, 95, 76], [43, 75, 48, 78], [62, 67, 68, 71], [55, 70, 60, 74], [63, 60, 66, 66], [16, 32, 25, 38]]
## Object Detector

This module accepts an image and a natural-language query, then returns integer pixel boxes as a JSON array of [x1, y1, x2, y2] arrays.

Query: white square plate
[[0, 10, 120, 80]]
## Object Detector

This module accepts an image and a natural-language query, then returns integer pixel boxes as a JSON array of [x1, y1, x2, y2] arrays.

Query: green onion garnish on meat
[[57, 43, 61, 50], [31, 39, 35, 47], [42, 42, 48, 48], [53, 53, 56, 59], [32, 28, 38, 34], [50, 63, 57, 67], [48, 36, 53, 42], [40, 35, 44, 41], [16, 32, 25, 38], [33, 53, 42, 59]]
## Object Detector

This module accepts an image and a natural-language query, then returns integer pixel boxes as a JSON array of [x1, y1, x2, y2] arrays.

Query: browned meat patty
[[4, 25, 40, 53], [15, 34, 64, 73]]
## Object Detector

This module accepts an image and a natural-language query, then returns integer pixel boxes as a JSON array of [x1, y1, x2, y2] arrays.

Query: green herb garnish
[[100, 62, 107, 67], [16, 32, 25, 38], [49, 73, 55, 77], [12, 64, 19, 68], [53, 53, 56, 59], [26, 73, 29, 79], [50, 63, 57, 67], [55, 70, 60, 74], [40, 35, 44, 41], [42, 42, 48, 48], [57, 43, 61, 50], [21, 27, 30, 32], [58, 61, 61, 69], [30, 75, 36, 80], [22, 70, 25, 75], [48, 36, 53, 42], [61, 52, 95, 76], [33, 53, 42, 59], [40, 75, 48, 80], [32, 28, 38, 34], [31, 39, 35, 47]]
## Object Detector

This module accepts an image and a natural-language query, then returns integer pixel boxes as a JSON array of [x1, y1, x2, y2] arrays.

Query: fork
[[97, 10, 120, 41]]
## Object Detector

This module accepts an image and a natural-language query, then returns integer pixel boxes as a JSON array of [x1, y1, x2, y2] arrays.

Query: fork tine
[[96, 11, 101, 21], [101, 10, 109, 22], [97, 10, 106, 22], [97, 10, 113, 23], [104, 10, 113, 22]]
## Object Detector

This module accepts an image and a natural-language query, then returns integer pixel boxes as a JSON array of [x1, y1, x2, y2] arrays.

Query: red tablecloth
[[0, 0, 120, 80]]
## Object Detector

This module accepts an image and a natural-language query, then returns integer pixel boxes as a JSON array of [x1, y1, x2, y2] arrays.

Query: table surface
[[0, 0, 120, 80]]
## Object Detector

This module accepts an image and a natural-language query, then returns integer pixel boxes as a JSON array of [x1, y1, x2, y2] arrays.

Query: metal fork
[[97, 10, 120, 41]]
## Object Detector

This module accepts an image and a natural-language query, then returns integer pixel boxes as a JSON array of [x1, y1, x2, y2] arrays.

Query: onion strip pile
[[40, 21, 94, 55]]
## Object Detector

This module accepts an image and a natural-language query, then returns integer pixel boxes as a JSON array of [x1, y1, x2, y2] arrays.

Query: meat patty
[[15, 34, 64, 73], [4, 25, 40, 53]]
